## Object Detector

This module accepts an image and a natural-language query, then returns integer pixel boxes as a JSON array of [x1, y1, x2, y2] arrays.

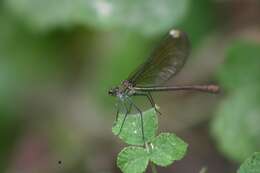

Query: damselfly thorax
[[108, 80, 136, 99]]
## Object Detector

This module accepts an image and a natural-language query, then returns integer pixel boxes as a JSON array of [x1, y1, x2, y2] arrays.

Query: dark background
[[0, 0, 260, 172]]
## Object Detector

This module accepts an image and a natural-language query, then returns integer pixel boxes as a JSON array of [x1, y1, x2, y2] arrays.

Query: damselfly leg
[[116, 101, 133, 136], [126, 98, 145, 145], [114, 102, 121, 126], [134, 91, 162, 115]]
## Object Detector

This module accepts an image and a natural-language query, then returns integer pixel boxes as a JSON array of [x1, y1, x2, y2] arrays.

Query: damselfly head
[[108, 87, 119, 96]]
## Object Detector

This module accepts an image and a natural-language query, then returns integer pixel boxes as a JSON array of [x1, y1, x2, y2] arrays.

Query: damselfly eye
[[108, 87, 118, 96], [108, 89, 114, 96]]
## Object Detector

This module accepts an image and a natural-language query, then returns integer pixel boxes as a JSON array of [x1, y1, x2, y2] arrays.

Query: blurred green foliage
[[212, 41, 260, 162], [5, 0, 190, 35], [217, 41, 260, 90], [0, 12, 66, 98], [0, 108, 21, 171], [179, 0, 217, 47]]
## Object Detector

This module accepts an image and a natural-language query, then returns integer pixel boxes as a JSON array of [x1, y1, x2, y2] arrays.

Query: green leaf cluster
[[112, 108, 188, 173], [211, 41, 260, 162]]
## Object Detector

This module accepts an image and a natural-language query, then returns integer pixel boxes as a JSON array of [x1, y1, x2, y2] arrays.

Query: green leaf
[[238, 152, 260, 173], [112, 108, 158, 145], [217, 41, 260, 90], [4, 0, 190, 35], [211, 87, 260, 162], [149, 133, 188, 166], [117, 146, 149, 173]]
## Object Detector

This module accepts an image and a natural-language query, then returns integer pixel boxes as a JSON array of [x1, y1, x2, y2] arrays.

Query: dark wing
[[127, 29, 190, 86]]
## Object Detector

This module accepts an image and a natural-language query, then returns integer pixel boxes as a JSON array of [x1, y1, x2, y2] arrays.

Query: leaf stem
[[151, 162, 158, 173]]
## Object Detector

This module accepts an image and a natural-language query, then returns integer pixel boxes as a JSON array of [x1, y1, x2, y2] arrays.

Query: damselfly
[[108, 29, 219, 143]]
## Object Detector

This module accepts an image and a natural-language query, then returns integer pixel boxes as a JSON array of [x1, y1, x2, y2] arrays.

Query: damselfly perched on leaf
[[109, 29, 219, 144]]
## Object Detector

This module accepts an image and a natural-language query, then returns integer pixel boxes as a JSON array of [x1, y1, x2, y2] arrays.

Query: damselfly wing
[[127, 30, 190, 86]]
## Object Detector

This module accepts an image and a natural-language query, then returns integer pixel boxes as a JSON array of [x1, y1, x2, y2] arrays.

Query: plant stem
[[151, 163, 158, 173], [145, 143, 158, 173], [199, 167, 207, 173]]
